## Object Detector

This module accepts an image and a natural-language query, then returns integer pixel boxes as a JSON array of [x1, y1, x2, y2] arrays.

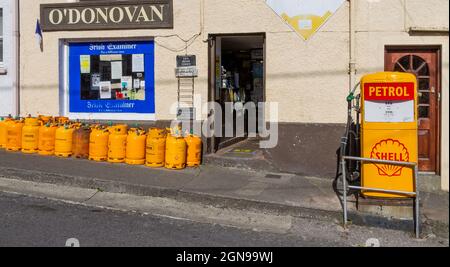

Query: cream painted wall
[[353, 0, 449, 191], [19, 0, 448, 190]]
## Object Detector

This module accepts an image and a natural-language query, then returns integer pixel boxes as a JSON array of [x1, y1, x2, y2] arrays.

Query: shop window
[[68, 41, 155, 114]]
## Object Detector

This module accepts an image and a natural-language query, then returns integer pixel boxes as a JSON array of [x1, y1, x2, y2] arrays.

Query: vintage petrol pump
[[360, 72, 418, 198]]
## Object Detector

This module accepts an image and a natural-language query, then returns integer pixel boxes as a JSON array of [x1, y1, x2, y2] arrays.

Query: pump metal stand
[[341, 156, 420, 239]]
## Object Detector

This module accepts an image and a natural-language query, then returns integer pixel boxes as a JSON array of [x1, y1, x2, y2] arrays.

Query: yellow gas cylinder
[[38, 123, 58, 156], [89, 126, 110, 162], [108, 124, 128, 163], [38, 115, 52, 125], [55, 117, 70, 125], [125, 128, 147, 165], [146, 128, 167, 168], [54, 125, 75, 158], [165, 133, 187, 170], [22, 116, 41, 154], [0, 116, 14, 149], [72, 125, 91, 159], [185, 134, 202, 167], [6, 118, 24, 152]]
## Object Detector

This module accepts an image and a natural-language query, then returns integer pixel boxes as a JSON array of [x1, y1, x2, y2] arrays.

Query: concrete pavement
[[0, 150, 448, 239], [0, 181, 447, 247]]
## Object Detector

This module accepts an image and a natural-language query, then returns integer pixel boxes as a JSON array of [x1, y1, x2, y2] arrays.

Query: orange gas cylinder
[[22, 116, 41, 154], [125, 128, 147, 165], [55, 117, 70, 125], [0, 116, 14, 149], [6, 118, 24, 152], [55, 125, 75, 158], [89, 126, 110, 162], [72, 126, 91, 159], [108, 125, 128, 163], [38, 115, 52, 125], [165, 134, 187, 170], [185, 135, 202, 167], [146, 128, 167, 168], [38, 123, 58, 156]]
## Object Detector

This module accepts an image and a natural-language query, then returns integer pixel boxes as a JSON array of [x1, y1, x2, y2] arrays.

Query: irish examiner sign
[[40, 0, 173, 31]]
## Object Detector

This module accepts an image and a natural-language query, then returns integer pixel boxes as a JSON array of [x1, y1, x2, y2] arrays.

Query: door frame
[[385, 45, 442, 175], [207, 32, 266, 154]]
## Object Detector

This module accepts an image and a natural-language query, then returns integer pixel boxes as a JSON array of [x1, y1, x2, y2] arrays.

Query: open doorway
[[208, 34, 265, 153]]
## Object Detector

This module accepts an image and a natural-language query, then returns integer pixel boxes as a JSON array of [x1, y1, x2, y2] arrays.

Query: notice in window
[[133, 79, 141, 89], [121, 76, 133, 90], [132, 54, 145, 73], [111, 61, 123, 80], [80, 55, 91, 74], [99, 81, 112, 99], [91, 73, 101, 91]]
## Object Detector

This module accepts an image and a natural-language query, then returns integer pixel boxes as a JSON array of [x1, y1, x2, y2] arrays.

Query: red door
[[385, 47, 441, 173]]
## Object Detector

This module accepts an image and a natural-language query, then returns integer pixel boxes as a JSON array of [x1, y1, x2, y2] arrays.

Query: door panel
[[385, 48, 440, 173]]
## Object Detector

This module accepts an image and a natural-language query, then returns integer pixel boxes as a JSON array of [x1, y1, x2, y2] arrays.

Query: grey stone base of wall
[[81, 120, 346, 179], [263, 123, 345, 178]]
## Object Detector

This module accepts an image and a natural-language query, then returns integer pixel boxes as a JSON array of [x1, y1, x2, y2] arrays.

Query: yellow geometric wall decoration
[[266, 0, 346, 40]]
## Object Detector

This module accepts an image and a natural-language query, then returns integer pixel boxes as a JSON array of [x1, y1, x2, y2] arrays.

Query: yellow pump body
[[38, 124, 58, 156], [0, 117, 14, 149], [89, 126, 110, 162], [6, 119, 24, 152], [108, 125, 128, 163], [185, 135, 202, 167], [361, 72, 418, 198], [55, 126, 75, 158], [146, 128, 167, 168], [165, 134, 187, 170], [22, 117, 41, 154], [125, 128, 147, 165]]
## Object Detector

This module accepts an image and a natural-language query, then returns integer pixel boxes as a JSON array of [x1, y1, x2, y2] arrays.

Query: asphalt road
[[0, 192, 340, 247]]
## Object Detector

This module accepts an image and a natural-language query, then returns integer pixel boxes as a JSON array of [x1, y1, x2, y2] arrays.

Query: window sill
[[0, 67, 7, 75]]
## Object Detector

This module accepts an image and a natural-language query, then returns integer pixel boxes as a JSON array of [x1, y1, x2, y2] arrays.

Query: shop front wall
[[20, 0, 352, 124], [20, 0, 207, 121], [19, 0, 449, 187]]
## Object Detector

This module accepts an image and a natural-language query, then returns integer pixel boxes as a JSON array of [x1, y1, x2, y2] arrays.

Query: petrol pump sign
[[361, 72, 418, 198]]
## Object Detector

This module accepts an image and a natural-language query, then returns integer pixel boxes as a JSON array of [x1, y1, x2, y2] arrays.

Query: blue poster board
[[69, 41, 155, 114]]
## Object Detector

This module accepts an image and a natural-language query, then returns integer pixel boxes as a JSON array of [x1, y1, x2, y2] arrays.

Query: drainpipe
[[348, 0, 357, 93], [14, 0, 20, 117]]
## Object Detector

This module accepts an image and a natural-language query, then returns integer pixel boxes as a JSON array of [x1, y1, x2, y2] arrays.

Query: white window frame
[[60, 39, 156, 121], [0, 7, 4, 68]]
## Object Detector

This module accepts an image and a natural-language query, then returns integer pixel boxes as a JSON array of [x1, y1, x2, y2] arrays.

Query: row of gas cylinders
[[0, 115, 202, 170]]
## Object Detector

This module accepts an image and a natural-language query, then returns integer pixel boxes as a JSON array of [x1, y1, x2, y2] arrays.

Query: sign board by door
[[175, 55, 198, 77]]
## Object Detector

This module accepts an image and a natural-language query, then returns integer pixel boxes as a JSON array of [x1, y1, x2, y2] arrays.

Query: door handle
[[431, 87, 435, 94]]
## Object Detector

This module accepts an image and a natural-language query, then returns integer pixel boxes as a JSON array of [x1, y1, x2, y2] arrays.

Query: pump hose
[[334, 82, 361, 195]]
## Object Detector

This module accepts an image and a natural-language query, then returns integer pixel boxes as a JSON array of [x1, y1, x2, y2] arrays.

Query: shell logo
[[370, 139, 410, 177]]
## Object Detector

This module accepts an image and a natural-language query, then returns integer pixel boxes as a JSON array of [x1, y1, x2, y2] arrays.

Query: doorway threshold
[[204, 138, 279, 173]]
